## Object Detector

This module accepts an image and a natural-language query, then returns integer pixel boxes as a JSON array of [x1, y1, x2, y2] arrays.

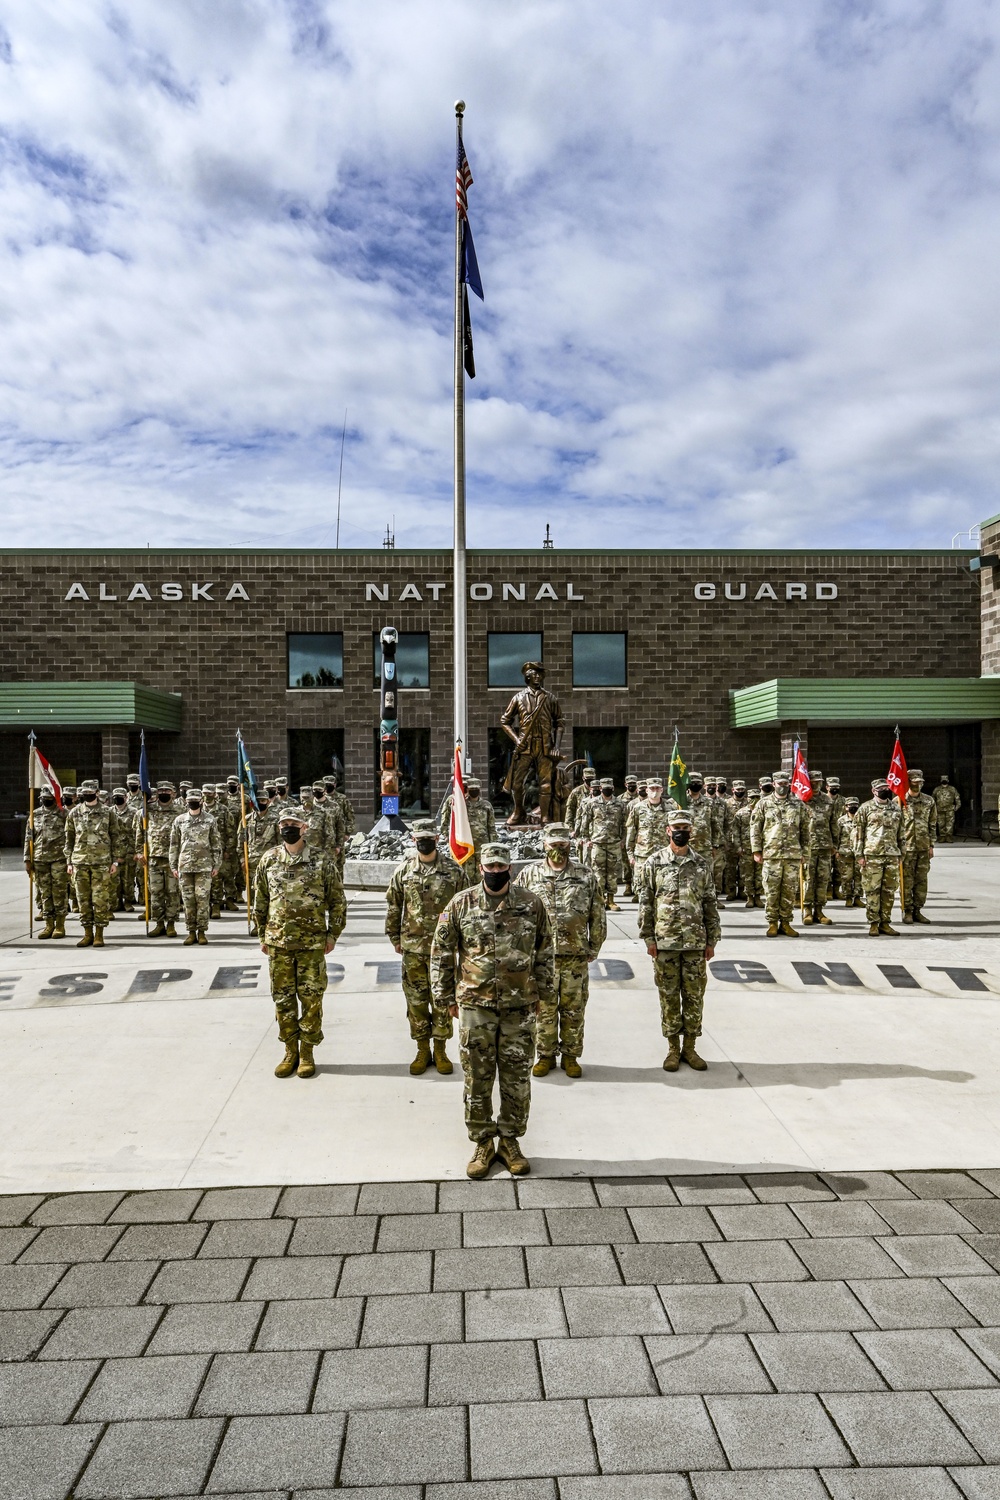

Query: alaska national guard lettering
[[65, 780, 129, 947], [853, 779, 904, 935], [516, 822, 606, 1078], [750, 771, 809, 936], [254, 810, 347, 1079], [901, 769, 937, 924], [577, 779, 625, 909], [802, 769, 836, 925], [25, 788, 68, 938], [932, 776, 960, 842], [139, 782, 182, 937], [639, 809, 720, 1073], [431, 842, 554, 1180], [169, 790, 222, 944], [385, 821, 470, 1075], [624, 777, 672, 903]]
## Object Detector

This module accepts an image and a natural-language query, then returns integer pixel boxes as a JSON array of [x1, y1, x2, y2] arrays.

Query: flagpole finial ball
[[455, 99, 466, 114]]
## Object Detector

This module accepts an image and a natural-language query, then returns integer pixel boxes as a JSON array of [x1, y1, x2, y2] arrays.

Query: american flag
[[456, 136, 473, 219]]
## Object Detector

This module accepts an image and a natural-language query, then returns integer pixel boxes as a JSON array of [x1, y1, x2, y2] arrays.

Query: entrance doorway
[[372, 728, 430, 817], [573, 727, 629, 789], [288, 728, 345, 794]]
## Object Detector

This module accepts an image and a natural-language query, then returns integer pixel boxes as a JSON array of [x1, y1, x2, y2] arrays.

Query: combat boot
[[275, 1044, 298, 1078], [183, 933, 197, 946], [779, 920, 797, 937], [562, 1055, 582, 1078], [681, 1034, 708, 1071], [467, 1138, 496, 1179], [93, 928, 105, 947], [211, 905, 221, 920], [497, 1137, 530, 1175], [532, 1055, 554, 1077], [606, 899, 620, 911], [915, 910, 932, 924], [150, 919, 166, 937], [879, 922, 898, 936], [844, 898, 854, 907], [766, 923, 780, 937], [853, 896, 864, 907], [53, 918, 66, 939], [663, 1036, 682, 1071], [802, 912, 814, 925], [297, 1042, 316, 1078], [409, 1040, 431, 1075], [77, 927, 94, 948], [817, 912, 833, 925], [165, 921, 178, 938], [744, 897, 755, 909], [868, 923, 880, 936], [37, 920, 54, 940], [433, 1040, 453, 1074], [197, 931, 208, 945], [903, 912, 914, 924]]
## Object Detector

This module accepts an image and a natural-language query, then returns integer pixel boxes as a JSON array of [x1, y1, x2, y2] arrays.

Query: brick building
[[0, 545, 996, 836]]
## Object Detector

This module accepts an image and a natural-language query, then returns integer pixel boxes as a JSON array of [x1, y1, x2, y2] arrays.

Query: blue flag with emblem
[[236, 730, 259, 812], [138, 728, 152, 798]]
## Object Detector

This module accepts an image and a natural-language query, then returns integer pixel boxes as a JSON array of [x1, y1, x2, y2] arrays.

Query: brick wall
[[0, 548, 980, 819]]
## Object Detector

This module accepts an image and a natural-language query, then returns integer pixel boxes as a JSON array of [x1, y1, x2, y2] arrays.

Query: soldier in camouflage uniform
[[825, 776, 846, 898], [312, 781, 347, 861], [578, 778, 625, 910], [734, 786, 762, 907], [24, 787, 68, 938], [639, 808, 720, 1073], [213, 783, 240, 909], [565, 766, 597, 838], [65, 780, 128, 947], [254, 810, 347, 1079], [110, 788, 138, 912], [750, 770, 808, 936], [323, 774, 356, 875], [707, 778, 730, 898], [685, 773, 718, 867], [802, 769, 836, 926], [725, 780, 746, 897], [617, 776, 639, 898], [170, 788, 222, 944], [431, 841, 554, 1180], [385, 820, 470, 1076], [199, 785, 228, 918], [625, 776, 672, 903], [138, 781, 182, 937], [933, 775, 960, 842], [438, 778, 498, 864], [853, 778, 903, 935], [175, 780, 193, 814], [901, 769, 937, 924], [243, 781, 279, 925], [517, 822, 606, 1078], [834, 797, 862, 906]]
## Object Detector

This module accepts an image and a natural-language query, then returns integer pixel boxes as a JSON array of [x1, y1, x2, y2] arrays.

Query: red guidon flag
[[30, 743, 63, 808], [448, 746, 475, 865], [791, 741, 812, 801], [887, 729, 908, 804]]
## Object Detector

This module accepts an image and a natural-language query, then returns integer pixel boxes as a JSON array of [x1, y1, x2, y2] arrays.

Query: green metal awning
[[730, 678, 1000, 729], [0, 683, 182, 731]]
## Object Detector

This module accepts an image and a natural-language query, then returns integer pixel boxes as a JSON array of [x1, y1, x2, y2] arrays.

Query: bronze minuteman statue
[[500, 661, 565, 825]]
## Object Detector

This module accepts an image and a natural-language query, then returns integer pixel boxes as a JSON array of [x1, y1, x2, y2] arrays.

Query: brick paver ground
[[2, 1169, 1000, 1496]]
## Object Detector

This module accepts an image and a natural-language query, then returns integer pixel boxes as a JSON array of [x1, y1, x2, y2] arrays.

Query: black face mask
[[734, 789, 746, 799], [158, 793, 172, 804], [415, 838, 437, 854], [671, 830, 691, 847], [41, 796, 55, 807], [468, 791, 479, 800], [83, 792, 97, 802], [602, 789, 613, 798], [483, 870, 509, 892], [689, 782, 703, 794], [760, 784, 773, 795], [113, 796, 126, 806], [280, 825, 302, 843], [188, 801, 202, 812], [877, 789, 892, 801]]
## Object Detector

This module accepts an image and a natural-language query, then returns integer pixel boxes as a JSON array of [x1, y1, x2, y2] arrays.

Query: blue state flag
[[138, 729, 152, 798], [236, 731, 259, 811]]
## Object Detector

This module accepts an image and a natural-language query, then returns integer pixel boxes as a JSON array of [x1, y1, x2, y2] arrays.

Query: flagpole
[[453, 99, 468, 767], [27, 732, 35, 940]]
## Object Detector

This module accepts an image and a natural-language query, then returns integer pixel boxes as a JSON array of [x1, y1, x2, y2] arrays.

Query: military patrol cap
[[186, 787, 202, 802], [543, 822, 572, 844], [758, 775, 772, 787], [625, 773, 638, 785], [179, 780, 192, 789], [276, 809, 309, 828], [732, 779, 746, 789], [312, 780, 326, 791], [215, 783, 228, 793], [126, 772, 140, 784], [667, 808, 694, 828], [466, 777, 481, 791], [299, 785, 314, 796], [201, 783, 215, 794], [748, 787, 761, 800], [773, 771, 791, 784], [582, 767, 596, 780], [410, 819, 437, 836], [600, 777, 614, 789], [155, 780, 174, 791], [275, 776, 289, 788], [872, 778, 889, 790], [688, 769, 703, 781], [909, 768, 924, 780], [826, 776, 840, 787], [846, 796, 859, 807], [809, 769, 824, 781], [646, 776, 663, 788], [480, 842, 511, 867]]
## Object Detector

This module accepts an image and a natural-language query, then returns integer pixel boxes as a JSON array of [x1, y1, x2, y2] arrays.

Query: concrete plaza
[[2, 844, 1000, 1496]]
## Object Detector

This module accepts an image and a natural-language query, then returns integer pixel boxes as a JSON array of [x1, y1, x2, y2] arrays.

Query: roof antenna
[[542, 523, 554, 550], [383, 518, 395, 550]]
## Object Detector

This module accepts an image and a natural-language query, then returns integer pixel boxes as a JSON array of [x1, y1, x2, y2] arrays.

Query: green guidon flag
[[668, 730, 689, 809]]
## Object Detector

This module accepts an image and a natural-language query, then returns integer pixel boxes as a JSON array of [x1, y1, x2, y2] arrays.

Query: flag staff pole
[[27, 732, 35, 940], [895, 723, 906, 918], [453, 99, 468, 767]]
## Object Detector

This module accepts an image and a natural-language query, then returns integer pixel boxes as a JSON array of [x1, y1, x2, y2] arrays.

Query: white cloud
[[0, 0, 998, 548]]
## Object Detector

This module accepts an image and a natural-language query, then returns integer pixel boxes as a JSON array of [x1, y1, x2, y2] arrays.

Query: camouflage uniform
[[254, 844, 347, 1049], [685, 788, 717, 861], [431, 874, 554, 1143], [639, 845, 720, 1040], [733, 796, 761, 906], [244, 798, 279, 913], [750, 790, 809, 926], [65, 795, 129, 932], [625, 797, 672, 904], [200, 788, 231, 914], [24, 801, 68, 927], [140, 793, 182, 924], [517, 847, 606, 1061], [902, 784, 937, 919], [323, 781, 356, 874], [386, 850, 470, 1041], [932, 780, 960, 842], [802, 785, 836, 921], [617, 784, 638, 895], [111, 792, 139, 910], [170, 807, 222, 937], [437, 792, 498, 864], [708, 783, 730, 896], [724, 786, 745, 897], [835, 809, 861, 904], [578, 788, 625, 907], [565, 776, 596, 839], [853, 793, 903, 928]]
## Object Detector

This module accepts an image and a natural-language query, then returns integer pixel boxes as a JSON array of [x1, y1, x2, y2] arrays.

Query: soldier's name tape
[[0, 952, 997, 1011]]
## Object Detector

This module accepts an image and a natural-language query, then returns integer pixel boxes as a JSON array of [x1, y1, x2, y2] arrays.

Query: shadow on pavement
[[577, 1061, 974, 1088]]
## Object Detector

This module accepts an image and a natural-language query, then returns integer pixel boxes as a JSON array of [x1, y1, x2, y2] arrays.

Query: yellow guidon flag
[[668, 729, 689, 809], [449, 745, 475, 865]]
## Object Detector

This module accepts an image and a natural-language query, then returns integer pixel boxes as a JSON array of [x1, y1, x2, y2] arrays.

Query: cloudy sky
[[1, 0, 998, 549]]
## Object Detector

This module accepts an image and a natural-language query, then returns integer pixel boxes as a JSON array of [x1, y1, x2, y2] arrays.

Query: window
[[573, 632, 626, 687], [288, 633, 343, 689], [372, 632, 429, 689], [488, 632, 542, 688]]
